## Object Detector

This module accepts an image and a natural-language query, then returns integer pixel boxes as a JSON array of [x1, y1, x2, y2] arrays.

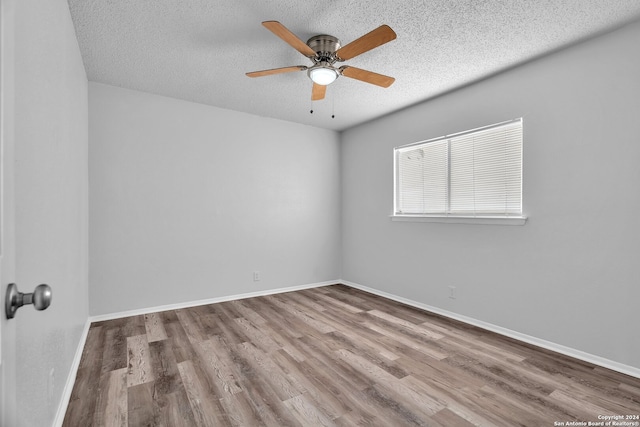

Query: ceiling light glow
[[309, 66, 338, 85]]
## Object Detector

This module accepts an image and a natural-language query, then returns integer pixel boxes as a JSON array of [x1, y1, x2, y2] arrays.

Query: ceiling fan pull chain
[[332, 92, 335, 118]]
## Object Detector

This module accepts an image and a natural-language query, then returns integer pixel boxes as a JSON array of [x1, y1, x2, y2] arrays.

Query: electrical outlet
[[253, 271, 261, 281], [448, 286, 456, 299]]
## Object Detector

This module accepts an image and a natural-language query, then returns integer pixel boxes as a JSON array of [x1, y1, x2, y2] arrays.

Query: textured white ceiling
[[68, 0, 640, 131]]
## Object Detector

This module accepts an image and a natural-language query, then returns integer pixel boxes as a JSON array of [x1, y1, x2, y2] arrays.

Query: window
[[393, 119, 524, 223]]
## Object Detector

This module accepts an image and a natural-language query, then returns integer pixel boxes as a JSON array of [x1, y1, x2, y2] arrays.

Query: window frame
[[392, 118, 526, 225]]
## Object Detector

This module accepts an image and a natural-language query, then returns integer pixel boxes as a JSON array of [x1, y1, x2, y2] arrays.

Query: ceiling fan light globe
[[309, 67, 338, 85]]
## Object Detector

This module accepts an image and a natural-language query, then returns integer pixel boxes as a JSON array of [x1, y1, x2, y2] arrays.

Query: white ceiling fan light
[[308, 63, 339, 85]]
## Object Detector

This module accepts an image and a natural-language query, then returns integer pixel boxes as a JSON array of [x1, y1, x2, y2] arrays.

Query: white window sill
[[390, 215, 527, 225]]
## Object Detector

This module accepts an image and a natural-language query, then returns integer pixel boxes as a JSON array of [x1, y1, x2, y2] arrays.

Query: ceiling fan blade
[[246, 66, 307, 78], [311, 83, 326, 101], [336, 25, 397, 60], [340, 66, 395, 88], [262, 21, 317, 58]]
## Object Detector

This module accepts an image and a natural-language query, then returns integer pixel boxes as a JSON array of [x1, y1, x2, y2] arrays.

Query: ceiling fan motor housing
[[306, 35, 341, 62]]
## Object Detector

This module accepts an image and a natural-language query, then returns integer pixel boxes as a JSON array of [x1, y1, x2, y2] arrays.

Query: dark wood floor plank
[[619, 382, 640, 402], [242, 296, 305, 340], [78, 324, 105, 370], [255, 319, 308, 362], [318, 306, 405, 361], [325, 330, 409, 379], [283, 393, 336, 426], [230, 299, 268, 325], [302, 290, 363, 314], [369, 309, 443, 338], [226, 352, 302, 426], [62, 367, 99, 426], [400, 375, 499, 426], [431, 407, 476, 427], [159, 309, 179, 323], [315, 287, 368, 309], [296, 334, 374, 392], [194, 305, 231, 337], [93, 368, 128, 427], [285, 291, 329, 313], [219, 391, 267, 427], [127, 382, 157, 426], [193, 338, 243, 396], [63, 325, 106, 426], [177, 359, 230, 426], [270, 349, 351, 420], [101, 326, 128, 374], [233, 317, 281, 353], [333, 285, 430, 324], [237, 341, 304, 401], [361, 317, 449, 361], [441, 352, 571, 421], [149, 339, 179, 378], [63, 284, 640, 426], [164, 321, 197, 364], [266, 293, 336, 334], [175, 309, 209, 344], [353, 385, 437, 426], [155, 387, 198, 427], [210, 305, 253, 345], [336, 348, 445, 418]]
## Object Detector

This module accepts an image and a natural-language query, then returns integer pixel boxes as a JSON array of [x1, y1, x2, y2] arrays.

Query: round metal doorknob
[[4, 283, 53, 319], [32, 284, 52, 311]]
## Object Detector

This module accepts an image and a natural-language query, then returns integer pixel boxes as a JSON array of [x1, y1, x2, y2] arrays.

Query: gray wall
[[12, 0, 89, 425], [88, 83, 341, 315], [341, 20, 640, 368]]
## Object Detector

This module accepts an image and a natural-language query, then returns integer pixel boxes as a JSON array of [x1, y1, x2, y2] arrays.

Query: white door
[[2, 0, 88, 424], [1, 0, 18, 424]]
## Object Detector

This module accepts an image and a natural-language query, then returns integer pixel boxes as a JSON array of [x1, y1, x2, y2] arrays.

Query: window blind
[[394, 119, 522, 217]]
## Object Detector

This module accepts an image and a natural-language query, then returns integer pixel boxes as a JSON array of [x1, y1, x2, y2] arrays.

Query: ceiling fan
[[246, 21, 397, 101]]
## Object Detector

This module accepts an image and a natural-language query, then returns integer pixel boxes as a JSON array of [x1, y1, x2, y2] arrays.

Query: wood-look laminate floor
[[64, 284, 640, 426]]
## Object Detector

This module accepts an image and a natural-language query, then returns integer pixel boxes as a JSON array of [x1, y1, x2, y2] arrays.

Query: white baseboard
[[53, 318, 91, 427], [340, 280, 640, 379], [89, 279, 339, 323]]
